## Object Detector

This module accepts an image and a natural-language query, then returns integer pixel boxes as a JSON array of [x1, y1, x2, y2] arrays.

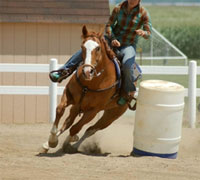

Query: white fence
[[0, 59, 199, 127]]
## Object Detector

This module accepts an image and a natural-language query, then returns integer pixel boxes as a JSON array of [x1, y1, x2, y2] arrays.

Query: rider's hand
[[111, 39, 121, 47], [135, 29, 146, 37]]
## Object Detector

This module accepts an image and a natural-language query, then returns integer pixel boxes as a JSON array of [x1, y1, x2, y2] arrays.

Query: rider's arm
[[141, 8, 152, 39], [105, 5, 119, 41]]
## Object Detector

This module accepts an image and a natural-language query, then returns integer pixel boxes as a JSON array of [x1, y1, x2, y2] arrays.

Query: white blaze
[[84, 40, 99, 65]]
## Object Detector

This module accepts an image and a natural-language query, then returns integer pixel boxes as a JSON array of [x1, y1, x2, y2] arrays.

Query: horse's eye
[[96, 47, 100, 51]]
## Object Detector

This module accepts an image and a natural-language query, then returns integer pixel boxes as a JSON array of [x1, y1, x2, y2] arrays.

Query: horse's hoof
[[39, 142, 49, 154], [48, 140, 58, 148], [48, 134, 58, 148], [39, 146, 49, 154]]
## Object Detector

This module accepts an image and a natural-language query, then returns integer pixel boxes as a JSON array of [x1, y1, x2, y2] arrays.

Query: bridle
[[78, 36, 120, 91], [81, 36, 103, 80], [81, 64, 104, 78]]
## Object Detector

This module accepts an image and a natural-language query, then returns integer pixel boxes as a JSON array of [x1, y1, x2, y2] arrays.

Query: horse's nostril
[[90, 69, 94, 74]]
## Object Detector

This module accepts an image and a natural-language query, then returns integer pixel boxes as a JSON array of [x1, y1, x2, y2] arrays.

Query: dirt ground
[[0, 114, 200, 180]]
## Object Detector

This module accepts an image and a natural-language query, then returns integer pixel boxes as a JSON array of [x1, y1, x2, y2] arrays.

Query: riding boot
[[117, 86, 136, 106], [49, 50, 83, 83], [49, 66, 76, 83], [117, 93, 134, 106]]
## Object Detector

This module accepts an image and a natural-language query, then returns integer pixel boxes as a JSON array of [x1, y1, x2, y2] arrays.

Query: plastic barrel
[[132, 80, 185, 159]]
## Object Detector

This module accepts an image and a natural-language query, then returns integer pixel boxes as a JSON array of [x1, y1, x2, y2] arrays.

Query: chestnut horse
[[40, 26, 133, 154]]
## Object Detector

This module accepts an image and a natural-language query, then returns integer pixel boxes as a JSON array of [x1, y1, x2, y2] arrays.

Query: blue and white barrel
[[132, 80, 185, 159]]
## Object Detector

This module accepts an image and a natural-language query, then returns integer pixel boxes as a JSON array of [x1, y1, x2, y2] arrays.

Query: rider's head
[[127, 0, 141, 9]]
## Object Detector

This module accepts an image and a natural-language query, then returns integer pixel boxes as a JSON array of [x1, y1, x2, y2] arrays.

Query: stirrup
[[128, 101, 137, 111], [128, 96, 137, 111]]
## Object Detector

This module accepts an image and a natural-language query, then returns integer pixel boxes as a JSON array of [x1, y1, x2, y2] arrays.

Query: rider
[[49, 0, 152, 105]]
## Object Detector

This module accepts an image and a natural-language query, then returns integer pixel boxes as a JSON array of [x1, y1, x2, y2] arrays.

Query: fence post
[[49, 58, 58, 123], [188, 60, 197, 128]]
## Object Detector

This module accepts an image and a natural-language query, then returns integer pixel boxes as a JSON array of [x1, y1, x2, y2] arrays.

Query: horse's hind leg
[[72, 105, 128, 151], [40, 88, 69, 153], [63, 109, 98, 152]]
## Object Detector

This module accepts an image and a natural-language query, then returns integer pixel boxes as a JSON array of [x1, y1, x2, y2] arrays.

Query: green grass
[[110, 4, 200, 27], [141, 5, 200, 88], [136, 58, 187, 66], [144, 5, 200, 59], [144, 5, 200, 28], [110, 5, 200, 31]]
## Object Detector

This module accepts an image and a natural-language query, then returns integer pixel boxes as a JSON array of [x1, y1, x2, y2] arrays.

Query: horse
[[40, 25, 136, 154]]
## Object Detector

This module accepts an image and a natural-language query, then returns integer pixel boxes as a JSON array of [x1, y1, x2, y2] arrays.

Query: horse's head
[[81, 25, 104, 81]]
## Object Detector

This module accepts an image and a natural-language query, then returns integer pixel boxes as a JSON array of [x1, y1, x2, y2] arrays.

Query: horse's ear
[[99, 25, 105, 37], [82, 25, 88, 38]]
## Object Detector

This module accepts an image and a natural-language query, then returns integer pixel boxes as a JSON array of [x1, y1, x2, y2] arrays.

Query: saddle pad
[[112, 58, 142, 88], [112, 57, 121, 89]]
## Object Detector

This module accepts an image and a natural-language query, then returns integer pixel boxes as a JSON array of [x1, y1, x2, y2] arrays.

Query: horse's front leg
[[40, 88, 68, 153]]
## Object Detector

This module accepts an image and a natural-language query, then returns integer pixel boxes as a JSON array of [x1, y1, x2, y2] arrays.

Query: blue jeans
[[119, 45, 137, 93], [60, 49, 82, 70], [61, 45, 137, 93]]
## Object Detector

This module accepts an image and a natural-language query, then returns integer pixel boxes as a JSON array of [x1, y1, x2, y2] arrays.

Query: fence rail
[[0, 85, 199, 96], [0, 63, 199, 95], [0, 60, 199, 127], [1, 63, 199, 75]]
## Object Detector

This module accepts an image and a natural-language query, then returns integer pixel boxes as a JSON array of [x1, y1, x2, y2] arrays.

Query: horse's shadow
[[36, 148, 135, 158], [36, 148, 65, 158], [36, 141, 133, 158], [36, 148, 111, 158], [36, 143, 111, 158]]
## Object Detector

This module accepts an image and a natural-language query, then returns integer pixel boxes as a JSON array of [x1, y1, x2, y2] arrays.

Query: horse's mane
[[101, 37, 115, 60], [82, 31, 115, 61]]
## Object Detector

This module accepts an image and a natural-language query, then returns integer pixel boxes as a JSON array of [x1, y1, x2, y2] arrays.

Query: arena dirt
[[0, 115, 200, 180]]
